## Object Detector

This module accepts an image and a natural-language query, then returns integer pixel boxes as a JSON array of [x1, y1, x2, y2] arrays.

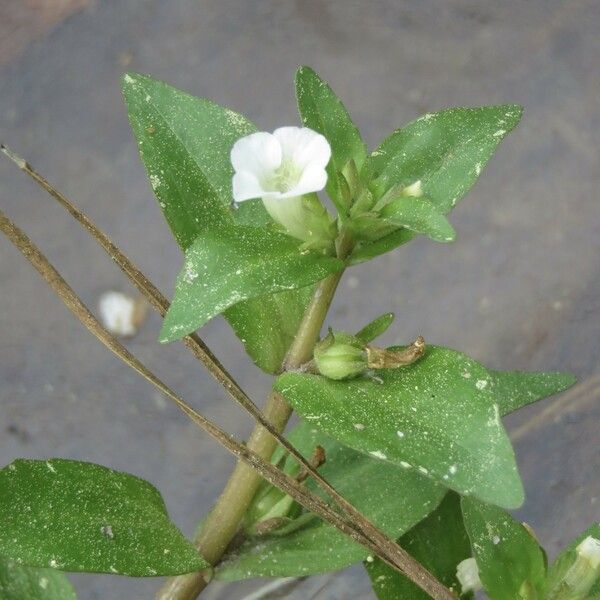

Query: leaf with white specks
[[366, 493, 473, 600], [380, 195, 457, 243], [352, 105, 523, 263], [0, 459, 206, 576], [122, 72, 316, 373], [296, 66, 367, 213], [215, 420, 445, 580], [160, 225, 344, 343], [461, 497, 547, 600], [0, 557, 76, 600], [275, 346, 524, 508], [122, 72, 251, 247], [489, 369, 577, 416]]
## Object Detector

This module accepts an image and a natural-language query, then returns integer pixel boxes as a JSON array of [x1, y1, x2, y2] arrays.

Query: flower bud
[[314, 330, 368, 380], [550, 536, 600, 599]]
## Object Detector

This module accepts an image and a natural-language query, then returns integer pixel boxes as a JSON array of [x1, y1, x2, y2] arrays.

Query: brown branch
[[0, 146, 455, 600]]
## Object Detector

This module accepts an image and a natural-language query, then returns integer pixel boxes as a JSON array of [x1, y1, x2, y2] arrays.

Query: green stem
[[155, 271, 345, 600]]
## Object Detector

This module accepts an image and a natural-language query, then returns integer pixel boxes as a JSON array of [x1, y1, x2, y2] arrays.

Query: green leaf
[[461, 497, 547, 600], [546, 522, 600, 598], [490, 370, 577, 417], [122, 73, 313, 373], [351, 105, 522, 263], [223, 285, 315, 374], [381, 195, 456, 243], [122, 72, 255, 247], [295, 66, 367, 210], [349, 228, 416, 265], [0, 459, 206, 576], [274, 346, 524, 508], [366, 493, 472, 600], [366, 105, 523, 213], [0, 558, 76, 600], [215, 420, 445, 580], [160, 225, 343, 343], [356, 312, 395, 343]]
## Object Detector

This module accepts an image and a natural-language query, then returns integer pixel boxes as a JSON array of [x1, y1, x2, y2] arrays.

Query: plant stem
[[156, 271, 344, 600]]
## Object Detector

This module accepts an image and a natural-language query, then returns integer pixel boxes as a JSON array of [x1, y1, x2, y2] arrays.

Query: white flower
[[231, 127, 330, 202], [231, 127, 332, 241], [456, 558, 482, 594]]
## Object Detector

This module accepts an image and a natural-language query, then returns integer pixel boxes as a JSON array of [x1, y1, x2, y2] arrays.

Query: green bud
[[314, 330, 368, 380], [549, 536, 600, 600]]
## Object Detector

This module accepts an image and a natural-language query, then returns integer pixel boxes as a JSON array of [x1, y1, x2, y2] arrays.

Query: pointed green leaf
[[490, 370, 577, 417], [122, 72, 313, 373], [160, 225, 343, 343], [381, 195, 456, 243], [366, 493, 472, 600], [122, 72, 253, 247], [349, 228, 416, 265], [216, 420, 444, 580], [461, 497, 547, 600], [366, 105, 523, 213], [356, 312, 395, 343], [546, 522, 600, 599], [0, 459, 206, 576], [275, 346, 524, 508], [0, 558, 76, 600], [295, 66, 367, 210], [352, 105, 522, 262]]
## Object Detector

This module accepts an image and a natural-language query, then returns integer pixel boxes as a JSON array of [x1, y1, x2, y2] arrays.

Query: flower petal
[[273, 127, 331, 170], [288, 164, 328, 197], [231, 132, 282, 178], [232, 171, 265, 202]]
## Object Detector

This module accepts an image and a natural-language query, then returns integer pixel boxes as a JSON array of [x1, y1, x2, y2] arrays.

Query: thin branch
[[0, 147, 455, 600]]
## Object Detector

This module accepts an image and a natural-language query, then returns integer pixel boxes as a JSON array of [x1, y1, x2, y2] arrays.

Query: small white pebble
[[98, 291, 146, 337]]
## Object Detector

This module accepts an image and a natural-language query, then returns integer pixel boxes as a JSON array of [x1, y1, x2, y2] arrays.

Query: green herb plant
[[0, 66, 597, 600]]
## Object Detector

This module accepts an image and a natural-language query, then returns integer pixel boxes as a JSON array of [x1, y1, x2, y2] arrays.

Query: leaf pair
[[217, 366, 575, 582], [123, 72, 322, 373]]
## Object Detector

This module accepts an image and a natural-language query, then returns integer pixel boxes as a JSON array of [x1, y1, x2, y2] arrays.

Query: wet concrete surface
[[0, 1, 598, 598]]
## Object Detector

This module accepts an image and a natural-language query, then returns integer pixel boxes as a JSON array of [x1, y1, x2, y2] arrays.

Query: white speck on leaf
[[369, 450, 387, 460], [493, 129, 506, 137], [475, 379, 488, 390], [354, 423, 365, 430]]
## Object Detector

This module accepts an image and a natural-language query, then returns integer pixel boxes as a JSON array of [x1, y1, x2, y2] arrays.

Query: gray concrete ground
[[0, 1, 598, 598]]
